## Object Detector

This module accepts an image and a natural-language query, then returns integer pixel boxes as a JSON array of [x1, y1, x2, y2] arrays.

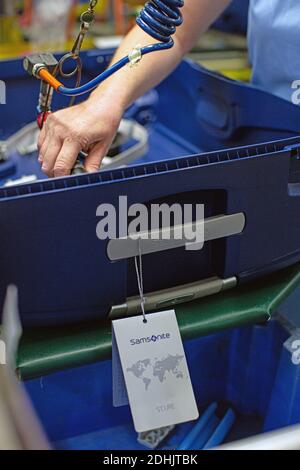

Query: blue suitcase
[[1, 55, 300, 326]]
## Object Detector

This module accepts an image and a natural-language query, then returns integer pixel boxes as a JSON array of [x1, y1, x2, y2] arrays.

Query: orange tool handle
[[38, 69, 63, 92]]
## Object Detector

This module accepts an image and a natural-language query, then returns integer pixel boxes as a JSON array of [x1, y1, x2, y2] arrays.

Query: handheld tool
[[24, 1, 184, 99], [24, 1, 183, 173]]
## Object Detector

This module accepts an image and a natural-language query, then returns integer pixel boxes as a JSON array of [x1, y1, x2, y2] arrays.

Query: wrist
[[83, 89, 124, 125], [88, 78, 131, 114]]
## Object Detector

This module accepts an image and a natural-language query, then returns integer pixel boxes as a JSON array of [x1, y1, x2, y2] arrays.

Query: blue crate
[[2, 51, 300, 149], [1, 55, 300, 326], [24, 319, 299, 450]]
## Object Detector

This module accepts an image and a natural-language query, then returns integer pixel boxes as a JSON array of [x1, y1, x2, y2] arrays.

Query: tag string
[[134, 239, 147, 323]]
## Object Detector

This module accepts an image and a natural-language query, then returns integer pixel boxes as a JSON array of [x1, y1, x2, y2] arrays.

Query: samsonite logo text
[[130, 333, 171, 346]]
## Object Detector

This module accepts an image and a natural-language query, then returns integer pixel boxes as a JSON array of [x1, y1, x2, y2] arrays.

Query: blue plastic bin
[[2, 55, 300, 327], [23, 319, 300, 450]]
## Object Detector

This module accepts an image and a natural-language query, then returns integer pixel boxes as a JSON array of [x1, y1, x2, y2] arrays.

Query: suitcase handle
[[108, 275, 237, 318], [107, 213, 245, 261]]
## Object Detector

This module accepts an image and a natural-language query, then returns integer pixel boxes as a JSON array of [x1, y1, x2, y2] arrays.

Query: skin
[[38, 0, 231, 177]]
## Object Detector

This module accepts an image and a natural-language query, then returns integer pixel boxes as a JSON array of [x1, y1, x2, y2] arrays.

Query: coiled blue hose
[[137, 0, 184, 46], [58, 0, 184, 97]]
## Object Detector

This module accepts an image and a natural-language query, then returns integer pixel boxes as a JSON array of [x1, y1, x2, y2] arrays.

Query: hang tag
[[112, 310, 199, 433]]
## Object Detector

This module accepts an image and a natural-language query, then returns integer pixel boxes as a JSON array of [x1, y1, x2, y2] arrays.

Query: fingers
[[42, 137, 63, 177], [84, 141, 110, 173], [38, 118, 53, 164], [36, 103, 121, 177], [38, 132, 51, 165], [53, 138, 82, 177], [38, 125, 46, 154]]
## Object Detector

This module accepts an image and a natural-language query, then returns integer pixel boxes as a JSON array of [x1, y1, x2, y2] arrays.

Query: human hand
[[38, 97, 123, 177]]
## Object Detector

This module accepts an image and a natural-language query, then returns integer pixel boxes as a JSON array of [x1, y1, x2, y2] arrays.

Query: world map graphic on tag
[[126, 354, 185, 390]]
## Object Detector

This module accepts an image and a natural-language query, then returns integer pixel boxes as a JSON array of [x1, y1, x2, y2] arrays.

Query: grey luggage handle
[[107, 213, 245, 261]]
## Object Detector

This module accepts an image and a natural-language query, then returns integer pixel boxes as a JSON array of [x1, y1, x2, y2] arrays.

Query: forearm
[[38, 0, 232, 176], [89, 0, 231, 111]]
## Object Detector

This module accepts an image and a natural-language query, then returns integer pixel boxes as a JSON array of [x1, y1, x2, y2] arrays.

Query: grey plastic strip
[[109, 276, 237, 318], [107, 213, 245, 261]]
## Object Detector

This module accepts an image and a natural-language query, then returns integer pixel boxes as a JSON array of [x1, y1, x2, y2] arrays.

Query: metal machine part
[[23, 53, 58, 125], [73, 0, 98, 58], [109, 276, 237, 318], [23, 53, 58, 78], [23, 1, 99, 130], [2, 121, 38, 157], [0, 119, 148, 185], [138, 426, 175, 449]]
